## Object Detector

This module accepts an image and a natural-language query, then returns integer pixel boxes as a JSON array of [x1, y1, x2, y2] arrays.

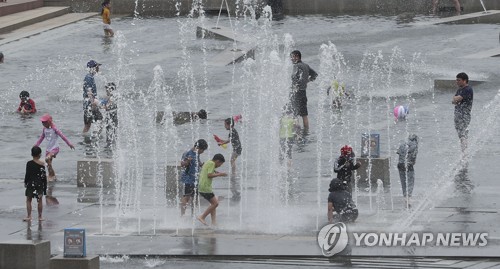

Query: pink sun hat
[[40, 113, 52, 122]]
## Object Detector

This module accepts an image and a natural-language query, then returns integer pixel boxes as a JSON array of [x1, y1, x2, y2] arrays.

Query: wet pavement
[[1, 12, 500, 269]]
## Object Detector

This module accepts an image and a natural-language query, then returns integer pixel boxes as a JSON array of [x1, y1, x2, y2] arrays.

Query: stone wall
[[44, 0, 500, 16]]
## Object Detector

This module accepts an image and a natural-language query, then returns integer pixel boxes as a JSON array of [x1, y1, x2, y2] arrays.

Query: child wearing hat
[[334, 145, 361, 194], [83, 60, 101, 133], [34, 114, 75, 181]]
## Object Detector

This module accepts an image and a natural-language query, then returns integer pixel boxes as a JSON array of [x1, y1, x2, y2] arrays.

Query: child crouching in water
[[197, 154, 227, 226], [34, 114, 75, 181], [24, 146, 47, 221]]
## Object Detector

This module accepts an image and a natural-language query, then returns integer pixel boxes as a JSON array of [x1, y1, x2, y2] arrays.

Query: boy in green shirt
[[197, 154, 227, 226]]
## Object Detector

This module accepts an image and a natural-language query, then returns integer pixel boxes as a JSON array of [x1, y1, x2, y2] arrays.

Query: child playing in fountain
[[279, 104, 300, 169], [34, 114, 75, 181], [24, 146, 47, 221], [17, 91, 37, 114], [397, 134, 418, 209], [334, 145, 361, 194], [197, 154, 227, 226], [217, 118, 242, 201], [327, 178, 358, 223], [180, 139, 208, 216], [326, 80, 349, 110], [102, 83, 117, 145], [101, 1, 114, 37]]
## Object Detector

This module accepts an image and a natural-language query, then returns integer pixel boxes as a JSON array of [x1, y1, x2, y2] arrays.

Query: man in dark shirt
[[290, 50, 318, 130], [452, 72, 473, 154]]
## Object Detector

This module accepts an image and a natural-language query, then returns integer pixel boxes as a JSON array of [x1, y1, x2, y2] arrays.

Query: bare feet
[[23, 217, 31, 222], [38, 217, 45, 221], [197, 216, 208, 226]]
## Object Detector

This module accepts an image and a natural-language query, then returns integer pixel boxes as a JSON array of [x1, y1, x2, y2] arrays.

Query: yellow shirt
[[198, 160, 216, 193], [331, 80, 346, 97], [102, 7, 111, 24], [279, 116, 296, 139]]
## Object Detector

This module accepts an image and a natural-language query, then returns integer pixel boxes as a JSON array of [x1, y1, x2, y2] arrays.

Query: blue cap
[[86, 60, 101, 68]]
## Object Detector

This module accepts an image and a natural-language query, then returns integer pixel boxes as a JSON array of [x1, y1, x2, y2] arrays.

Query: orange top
[[102, 7, 111, 24]]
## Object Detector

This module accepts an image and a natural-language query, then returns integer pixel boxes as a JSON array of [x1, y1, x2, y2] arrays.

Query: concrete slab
[[0, 240, 51, 269], [209, 44, 256, 66], [0, 6, 70, 34], [463, 47, 500, 59], [0, 12, 98, 46], [413, 10, 500, 26], [356, 157, 391, 190], [0, 0, 42, 17], [50, 255, 100, 269], [77, 158, 114, 188], [196, 25, 248, 43]]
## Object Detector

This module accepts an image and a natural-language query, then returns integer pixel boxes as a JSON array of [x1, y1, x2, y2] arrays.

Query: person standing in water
[[23, 146, 47, 222], [179, 139, 208, 216], [83, 60, 102, 134], [397, 134, 419, 209], [101, 1, 114, 37], [217, 118, 242, 201], [34, 114, 75, 181], [290, 50, 318, 130], [452, 72, 473, 156]]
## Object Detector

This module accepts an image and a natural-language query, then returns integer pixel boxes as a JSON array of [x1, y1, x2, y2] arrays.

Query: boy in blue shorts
[[180, 139, 208, 216], [197, 154, 227, 226]]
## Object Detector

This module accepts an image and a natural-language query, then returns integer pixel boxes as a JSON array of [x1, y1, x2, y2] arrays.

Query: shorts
[[103, 23, 112, 30], [183, 184, 196, 197], [46, 147, 60, 158], [454, 117, 470, 139], [26, 185, 44, 199], [291, 90, 308, 116], [84, 109, 103, 125], [339, 208, 358, 223], [199, 192, 215, 201], [231, 150, 241, 161]]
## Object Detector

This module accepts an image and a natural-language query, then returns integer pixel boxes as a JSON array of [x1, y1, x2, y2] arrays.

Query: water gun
[[233, 114, 242, 123], [213, 134, 227, 149]]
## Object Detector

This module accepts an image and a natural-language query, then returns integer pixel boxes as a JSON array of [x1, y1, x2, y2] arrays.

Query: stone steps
[[0, 6, 70, 34], [0, 12, 97, 45], [0, 0, 42, 17]]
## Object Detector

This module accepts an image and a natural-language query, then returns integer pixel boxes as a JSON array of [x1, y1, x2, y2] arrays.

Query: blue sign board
[[361, 133, 380, 158], [63, 228, 86, 257]]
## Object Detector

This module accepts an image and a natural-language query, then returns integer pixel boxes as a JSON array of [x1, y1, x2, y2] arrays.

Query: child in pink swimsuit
[[34, 114, 75, 181]]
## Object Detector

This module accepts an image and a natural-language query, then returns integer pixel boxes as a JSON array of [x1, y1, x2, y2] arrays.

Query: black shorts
[[84, 109, 103, 125], [338, 208, 358, 223], [26, 186, 44, 199], [454, 117, 470, 139], [199, 192, 215, 201], [183, 184, 196, 197], [291, 90, 308, 116]]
